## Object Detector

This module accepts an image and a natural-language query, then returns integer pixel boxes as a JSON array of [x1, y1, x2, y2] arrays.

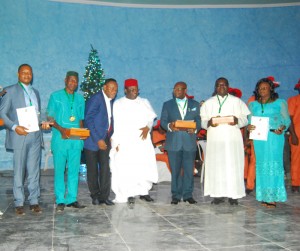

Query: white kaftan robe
[[200, 94, 250, 199], [110, 96, 158, 203]]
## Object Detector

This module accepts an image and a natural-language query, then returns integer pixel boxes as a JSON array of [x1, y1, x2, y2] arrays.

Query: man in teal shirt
[[47, 71, 86, 212]]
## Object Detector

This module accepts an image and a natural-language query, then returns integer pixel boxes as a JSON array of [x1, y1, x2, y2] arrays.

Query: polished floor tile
[[0, 170, 300, 251]]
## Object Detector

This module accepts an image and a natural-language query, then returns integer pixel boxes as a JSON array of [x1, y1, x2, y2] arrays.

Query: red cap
[[294, 79, 300, 90], [267, 76, 280, 88], [228, 87, 242, 98], [185, 94, 194, 99], [124, 78, 138, 88]]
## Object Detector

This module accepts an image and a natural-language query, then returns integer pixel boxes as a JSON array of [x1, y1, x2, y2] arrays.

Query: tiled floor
[[0, 170, 300, 251]]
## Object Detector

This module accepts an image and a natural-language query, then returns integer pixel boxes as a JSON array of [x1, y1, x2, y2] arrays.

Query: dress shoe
[[127, 197, 135, 204], [292, 186, 299, 193], [66, 201, 86, 209], [211, 198, 225, 205], [171, 198, 180, 205], [15, 206, 25, 216], [228, 198, 238, 205], [140, 195, 154, 202], [56, 203, 65, 213], [246, 189, 253, 195], [30, 204, 42, 213], [99, 199, 115, 206], [183, 198, 197, 204], [92, 198, 100, 205]]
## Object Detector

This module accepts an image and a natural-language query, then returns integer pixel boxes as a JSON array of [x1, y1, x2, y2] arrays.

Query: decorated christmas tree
[[80, 45, 105, 100]]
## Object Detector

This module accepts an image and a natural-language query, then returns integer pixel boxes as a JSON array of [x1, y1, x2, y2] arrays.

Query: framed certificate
[[249, 116, 269, 141], [16, 106, 39, 132]]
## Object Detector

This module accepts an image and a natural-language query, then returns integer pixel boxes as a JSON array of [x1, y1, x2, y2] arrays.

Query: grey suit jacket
[[160, 98, 201, 152], [0, 83, 42, 150]]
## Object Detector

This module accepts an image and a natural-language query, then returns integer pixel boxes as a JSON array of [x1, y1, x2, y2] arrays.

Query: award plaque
[[66, 128, 90, 139], [174, 120, 196, 130], [211, 116, 234, 125]]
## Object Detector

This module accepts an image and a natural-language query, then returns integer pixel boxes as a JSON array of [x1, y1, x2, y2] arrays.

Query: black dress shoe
[[246, 189, 253, 195], [183, 198, 197, 204], [66, 201, 86, 209], [171, 198, 180, 205], [92, 198, 100, 205], [128, 197, 135, 204], [292, 186, 299, 193], [56, 203, 65, 213], [140, 195, 154, 202], [228, 198, 238, 205], [211, 198, 225, 205], [99, 199, 115, 206]]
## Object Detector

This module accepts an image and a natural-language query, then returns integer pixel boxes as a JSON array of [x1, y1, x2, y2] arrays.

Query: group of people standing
[[0, 63, 299, 216]]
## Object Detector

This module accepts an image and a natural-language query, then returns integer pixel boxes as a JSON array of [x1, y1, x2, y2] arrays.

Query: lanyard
[[19, 82, 32, 106], [260, 97, 270, 114], [176, 98, 187, 118], [64, 89, 74, 116], [217, 94, 228, 114]]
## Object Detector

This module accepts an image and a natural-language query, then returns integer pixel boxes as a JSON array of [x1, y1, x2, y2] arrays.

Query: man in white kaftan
[[110, 79, 158, 204], [200, 77, 250, 205]]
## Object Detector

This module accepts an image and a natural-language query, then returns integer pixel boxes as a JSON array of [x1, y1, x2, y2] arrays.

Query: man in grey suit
[[0, 64, 43, 216], [160, 81, 201, 205]]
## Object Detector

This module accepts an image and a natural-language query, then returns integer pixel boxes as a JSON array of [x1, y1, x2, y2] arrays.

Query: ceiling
[[51, 0, 300, 8]]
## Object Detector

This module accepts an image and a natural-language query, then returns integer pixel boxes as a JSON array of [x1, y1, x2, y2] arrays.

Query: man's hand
[[60, 128, 69, 139], [207, 118, 218, 128], [15, 126, 29, 136], [41, 121, 54, 130], [228, 116, 238, 126], [97, 139, 107, 150], [139, 126, 150, 140], [169, 122, 180, 131]]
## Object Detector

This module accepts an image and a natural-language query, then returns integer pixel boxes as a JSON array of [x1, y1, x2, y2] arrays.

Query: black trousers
[[84, 138, 111, 200]]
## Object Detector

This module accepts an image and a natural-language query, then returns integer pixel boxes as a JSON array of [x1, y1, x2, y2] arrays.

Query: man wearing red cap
[[287, 79, 300, 192], [110, 78, 158, 205]]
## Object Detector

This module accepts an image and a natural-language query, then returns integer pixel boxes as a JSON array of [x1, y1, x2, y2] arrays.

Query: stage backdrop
[[0, 0, 299, 170]]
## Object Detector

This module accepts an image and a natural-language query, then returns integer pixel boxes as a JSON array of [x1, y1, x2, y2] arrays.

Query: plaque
[[174, 120, 196, 130], [65, 128, 90, 139], [211, 116, 234, 125]]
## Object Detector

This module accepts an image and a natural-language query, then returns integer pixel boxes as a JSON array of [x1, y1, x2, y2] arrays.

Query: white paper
[[16, 106, 40, 132], [249, 116, 269, 141]]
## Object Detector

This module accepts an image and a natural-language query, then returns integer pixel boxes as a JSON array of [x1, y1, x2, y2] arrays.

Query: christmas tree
[[80, 45, 105, 100]]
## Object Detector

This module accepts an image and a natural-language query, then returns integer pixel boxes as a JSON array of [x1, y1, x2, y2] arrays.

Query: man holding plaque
[[0, 64, 43, 216], [47, 71, 86, 212], [200, 77, 250, 205], [84, 78, 118, 206], [160, 81, 201, 205]]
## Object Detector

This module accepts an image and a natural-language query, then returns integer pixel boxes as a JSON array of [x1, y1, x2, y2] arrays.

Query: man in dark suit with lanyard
[[160, 81, 201, 205], [84, 78, 118, 206], [0, 64, 43, 215]]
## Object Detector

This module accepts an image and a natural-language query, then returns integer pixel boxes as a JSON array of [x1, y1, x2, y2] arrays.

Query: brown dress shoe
[[15, 206, 25, 216], [30, 204, 42, 213]]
